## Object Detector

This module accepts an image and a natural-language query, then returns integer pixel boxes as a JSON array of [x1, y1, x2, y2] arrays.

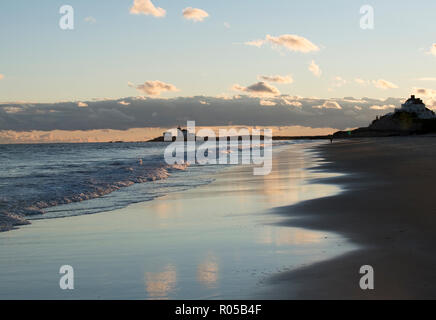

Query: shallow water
[[0, 142, 355, 299]]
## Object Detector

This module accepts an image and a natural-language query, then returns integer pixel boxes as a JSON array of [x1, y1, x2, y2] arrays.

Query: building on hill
[[332, 95, 436, 138], [394, 95, 435, 119]]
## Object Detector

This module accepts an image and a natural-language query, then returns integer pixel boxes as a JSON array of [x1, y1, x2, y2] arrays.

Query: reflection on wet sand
[[145, 265, 177, 299], [197, 254, 219, 288], [258, 226, 324, 246], [256, 149, 308, 204]]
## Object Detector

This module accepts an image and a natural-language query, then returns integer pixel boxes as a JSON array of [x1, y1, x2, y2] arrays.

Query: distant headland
[[333, 95, 436, 139], [146, 126, 331, 142]]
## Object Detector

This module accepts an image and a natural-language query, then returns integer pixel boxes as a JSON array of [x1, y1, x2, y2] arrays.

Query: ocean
[[0, 140, 289, 223]]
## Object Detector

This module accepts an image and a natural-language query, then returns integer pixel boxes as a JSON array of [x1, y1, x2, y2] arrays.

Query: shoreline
[[0, 139, 332, 233], [262, 136, 436, 299]]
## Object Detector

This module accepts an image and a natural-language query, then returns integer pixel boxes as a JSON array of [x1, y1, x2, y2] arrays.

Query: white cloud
[[372, 79, 398, 90], [259, 100, 277, 106], [3, 106, 22, 113], [258, 74, 293, 84], [332, 76, 346, 87], [84, 16, 96, 24], [118, 101, 131, 106], [224, 22, 230, 29], [232, 82, 280, 97], [414, 88, 436, 97], [354, 78, 397, 89], [246, 34, 319, 53], [343, 98, 367, 103], [77, 102, 88, 108], [182, 7, 209, 22], [313, 101, 342, 110], [129, 80, 179, 96], [416, 77, 436, 81], [412, 87, 436, 109], [129, 0, 166, 18], [308, 60, 321, 77], [245, 39, 265, 48], [369, 104, 395, 110], [355, 78, 369, 86], [430, 43, 436, 56], [265, 34, 319, 53], [354, 106, 362, 111], [281, 98, 302, 107]]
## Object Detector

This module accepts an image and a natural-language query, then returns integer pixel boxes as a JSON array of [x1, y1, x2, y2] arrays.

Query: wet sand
[[264, 136, 436, 299]]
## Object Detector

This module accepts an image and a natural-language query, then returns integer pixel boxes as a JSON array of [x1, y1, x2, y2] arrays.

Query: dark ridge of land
[[333, 111, 436, 139], [146, 135, 333, 142]]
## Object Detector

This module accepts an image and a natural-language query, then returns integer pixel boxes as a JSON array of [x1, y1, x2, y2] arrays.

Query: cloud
[[313, 101, 342, 109], [258, 74, 293, 84], [129, 0, 166, 18], [308, 60, 321, 77], [0, 74, 4, 80], [118, 100, 131, 106], [281, 97, 302, 107], [246, 34, 319, 53], [372, 79, 398, 89], [224, 22, 230, 29], [232, 82, 280, 96], [430, 43, 436, 56], [416, 77, 436, 81], [355, 78, 398, 89], [245, 40, 265, 47], [265, 34, 319, 53], [414, 88, 436, 97], [412, 87, 436, 109], [369, 104, 396, 110], [355, 78, 369, 86], [332, 76, 346, 88], [182, 7, 209, 22], [3, 106, 23, 114], [129, 80, 179, 96], [259, 100, 277, 106], [84, 16, 96, 24], [77, 102, 88, 108], [0, 96, 405, 135]]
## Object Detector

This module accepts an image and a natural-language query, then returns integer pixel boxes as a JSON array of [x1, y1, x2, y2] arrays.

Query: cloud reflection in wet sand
[[145, 265, 177, 299], [197, 254, 219, 288], [258, 227, 324, 246]]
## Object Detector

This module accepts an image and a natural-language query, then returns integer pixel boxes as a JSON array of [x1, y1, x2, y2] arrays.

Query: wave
[[0, 140, 296, 231], [0, 158, 190, 226]]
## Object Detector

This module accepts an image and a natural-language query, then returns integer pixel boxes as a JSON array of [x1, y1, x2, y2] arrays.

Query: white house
[[394, 95, 435, 119]]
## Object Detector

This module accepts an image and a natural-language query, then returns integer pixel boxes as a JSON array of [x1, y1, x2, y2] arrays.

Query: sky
[[1, 0, 436, 142]]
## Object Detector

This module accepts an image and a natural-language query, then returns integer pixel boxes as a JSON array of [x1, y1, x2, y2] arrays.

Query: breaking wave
[[0, 142, 194, 226]]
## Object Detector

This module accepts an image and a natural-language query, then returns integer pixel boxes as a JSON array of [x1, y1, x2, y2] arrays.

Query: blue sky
[[1, 0, 436, 103]]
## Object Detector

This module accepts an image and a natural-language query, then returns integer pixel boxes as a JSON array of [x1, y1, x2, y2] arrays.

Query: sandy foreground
[[262, 136, 436, 299]]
